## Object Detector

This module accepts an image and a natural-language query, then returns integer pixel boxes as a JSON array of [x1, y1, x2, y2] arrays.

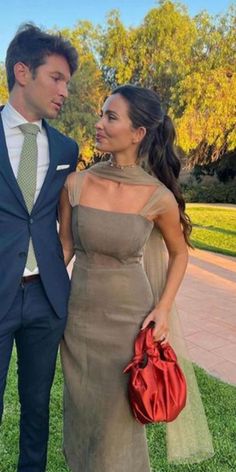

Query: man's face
[[22, 54, 71, 120]]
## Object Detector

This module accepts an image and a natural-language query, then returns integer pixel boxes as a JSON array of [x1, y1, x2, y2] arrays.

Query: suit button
[[19, 252, 26, 257], [29, 218, 34, 224]]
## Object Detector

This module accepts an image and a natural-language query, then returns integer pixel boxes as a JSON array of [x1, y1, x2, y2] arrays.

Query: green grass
[[1, 351, 236, 471], [186, 205, 236, 256]]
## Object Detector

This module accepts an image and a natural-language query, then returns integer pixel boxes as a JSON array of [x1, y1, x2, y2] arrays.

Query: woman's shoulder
[[149, 178, 176, 201], [141, 180, 178, 219], [65, 169, 87, 189], [64, 170, 88, 207]]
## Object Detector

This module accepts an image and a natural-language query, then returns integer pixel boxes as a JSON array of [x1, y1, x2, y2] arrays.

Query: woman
[[59, 85, 214, 471]]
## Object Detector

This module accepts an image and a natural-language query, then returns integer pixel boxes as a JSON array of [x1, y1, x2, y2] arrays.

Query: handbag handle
[[137, 322, 177, 362], [124, 323, 159, 373], [134, 322, 157, 355]]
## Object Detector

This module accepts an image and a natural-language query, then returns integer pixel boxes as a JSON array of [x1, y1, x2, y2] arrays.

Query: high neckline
[[108, 157, 138, 169], [88, 160, 161, 187]]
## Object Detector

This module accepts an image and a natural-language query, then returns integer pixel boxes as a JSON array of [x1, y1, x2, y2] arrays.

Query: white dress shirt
[[1, 102, 50, 275]]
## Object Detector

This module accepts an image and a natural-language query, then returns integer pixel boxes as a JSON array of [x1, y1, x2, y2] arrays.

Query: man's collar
[[1, 102, 43, 131]]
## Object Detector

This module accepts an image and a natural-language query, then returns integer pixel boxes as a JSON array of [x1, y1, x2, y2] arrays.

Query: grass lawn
[[1, 351, 236, 472], [186, 205, 236, 257]]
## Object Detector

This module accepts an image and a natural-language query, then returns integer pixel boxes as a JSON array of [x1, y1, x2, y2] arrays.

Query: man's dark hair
[[5, 23, 78, 91]]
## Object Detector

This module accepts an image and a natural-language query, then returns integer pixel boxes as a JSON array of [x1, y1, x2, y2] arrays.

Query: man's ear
[[13, 62, 31, 87], [133, 126, 146, 144]]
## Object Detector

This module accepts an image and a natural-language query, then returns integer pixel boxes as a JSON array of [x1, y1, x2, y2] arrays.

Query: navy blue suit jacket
[[0, 111, 78, 321]]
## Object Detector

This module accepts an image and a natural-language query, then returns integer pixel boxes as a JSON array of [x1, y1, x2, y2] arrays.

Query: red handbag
[[123, 323, 187, 424]]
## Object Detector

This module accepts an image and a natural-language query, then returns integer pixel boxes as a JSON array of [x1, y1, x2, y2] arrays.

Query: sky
[[0, 0, 233, 62]]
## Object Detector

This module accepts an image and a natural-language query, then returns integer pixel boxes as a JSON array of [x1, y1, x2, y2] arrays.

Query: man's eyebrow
[[51, 71, 70, 81], [51, 71, 64, 76]]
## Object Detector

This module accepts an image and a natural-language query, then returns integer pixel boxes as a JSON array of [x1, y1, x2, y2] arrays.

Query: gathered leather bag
[[123, 323, 187, 424]]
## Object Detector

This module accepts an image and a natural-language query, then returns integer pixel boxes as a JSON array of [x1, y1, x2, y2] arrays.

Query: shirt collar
[[1, 102, 43, 132]]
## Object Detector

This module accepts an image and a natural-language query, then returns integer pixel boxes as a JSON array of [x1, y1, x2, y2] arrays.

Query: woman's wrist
[[155, 300, 173, 314]]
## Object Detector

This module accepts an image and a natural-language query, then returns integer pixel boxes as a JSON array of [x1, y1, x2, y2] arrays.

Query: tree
[[100, 2, 197, 108], [0, 64, 8, 105], [173, 5, 236, 165], [133, 0, 197, 108], [175, 68, 236, 165], [99, 10, 137, 89], [52, 23, 107, 160], [191, 7, 236, 74]]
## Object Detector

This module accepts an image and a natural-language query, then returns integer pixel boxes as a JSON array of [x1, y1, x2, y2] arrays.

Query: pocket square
[[56, 164, 70, 170]]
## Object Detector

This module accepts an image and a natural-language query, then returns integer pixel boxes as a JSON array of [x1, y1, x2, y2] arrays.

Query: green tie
[[17, 123, 40, 271]]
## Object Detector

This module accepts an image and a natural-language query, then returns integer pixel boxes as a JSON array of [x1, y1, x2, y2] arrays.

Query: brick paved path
[[177, 249, 236, 385]]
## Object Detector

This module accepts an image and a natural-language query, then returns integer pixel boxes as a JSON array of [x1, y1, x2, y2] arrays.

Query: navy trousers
[[0, 277, 66, 472]]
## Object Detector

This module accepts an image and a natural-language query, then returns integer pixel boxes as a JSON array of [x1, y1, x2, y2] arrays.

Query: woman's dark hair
[[112, 85, 192, 246], [5, 23, 78, 91]]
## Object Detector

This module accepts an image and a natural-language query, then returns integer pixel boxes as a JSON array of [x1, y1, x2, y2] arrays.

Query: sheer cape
[[73, 161, 214, 464]]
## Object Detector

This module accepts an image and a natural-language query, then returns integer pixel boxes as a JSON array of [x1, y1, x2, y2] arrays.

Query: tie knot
[[19, 123, 40, 136]]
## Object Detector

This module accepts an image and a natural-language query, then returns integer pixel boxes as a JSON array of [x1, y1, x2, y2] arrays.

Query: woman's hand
[[141, 305, 170, 344]]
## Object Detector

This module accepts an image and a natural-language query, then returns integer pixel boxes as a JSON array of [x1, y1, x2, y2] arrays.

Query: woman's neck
[[111, 152, 138, 168]]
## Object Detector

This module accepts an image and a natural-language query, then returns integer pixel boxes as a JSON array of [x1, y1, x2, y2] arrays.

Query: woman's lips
[[95, 134, 107, 141]]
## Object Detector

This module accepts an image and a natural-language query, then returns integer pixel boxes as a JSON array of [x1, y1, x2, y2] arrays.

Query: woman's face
[[95, 94, 141, 155]]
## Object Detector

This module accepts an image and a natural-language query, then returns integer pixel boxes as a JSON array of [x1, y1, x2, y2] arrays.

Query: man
[[0, 24, 78, 471]]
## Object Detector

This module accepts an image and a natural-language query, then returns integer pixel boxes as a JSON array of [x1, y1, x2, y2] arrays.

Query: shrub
[[181, 180, 236, 203]]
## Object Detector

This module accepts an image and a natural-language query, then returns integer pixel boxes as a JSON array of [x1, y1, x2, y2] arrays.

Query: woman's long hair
[[112, 85, 192, 246]]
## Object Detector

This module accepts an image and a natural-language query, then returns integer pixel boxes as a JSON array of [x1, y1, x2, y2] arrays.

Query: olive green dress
[[60, 163, 213, 472]]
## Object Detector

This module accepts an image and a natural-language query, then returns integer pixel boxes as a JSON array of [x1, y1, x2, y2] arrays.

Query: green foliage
[[99, 1, 197, 107], [182, 179, 236, 203], [0, 2, 235, 167], [52, 60, 106, 157], [99, 9, 137, 88], [215, 152, 236, 182], [175, 69, 236, 163], [135, 0, 197, 106], [191, 7, 236, 73], [87, 2, 236, 163], [60, 21, 101, 65], [172, 5, 236, 165], [0, 63, 8, 104], [52, 25, 107, 159], [192, 152, 236, 183]]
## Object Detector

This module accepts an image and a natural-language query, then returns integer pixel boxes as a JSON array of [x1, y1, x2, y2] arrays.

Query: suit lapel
[[32, 120, 59, 213], [0, 112, 61, 214], [0, 113, 28, 210]]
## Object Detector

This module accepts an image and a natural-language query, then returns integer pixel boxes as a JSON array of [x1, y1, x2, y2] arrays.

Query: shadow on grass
[[191, 240, 236, 257]]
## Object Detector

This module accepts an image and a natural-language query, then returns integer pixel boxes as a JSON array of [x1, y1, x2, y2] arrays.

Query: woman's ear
[[133, 126, 146, 144], [13, 62, 30, 87]]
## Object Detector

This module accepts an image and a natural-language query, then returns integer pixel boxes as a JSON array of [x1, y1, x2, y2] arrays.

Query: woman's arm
[[58, 186, 74, 266], [142, 204, 188, 342]]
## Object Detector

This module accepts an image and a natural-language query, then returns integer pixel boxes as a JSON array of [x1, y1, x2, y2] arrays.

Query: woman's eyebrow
[[103, 108, 119, 116]]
